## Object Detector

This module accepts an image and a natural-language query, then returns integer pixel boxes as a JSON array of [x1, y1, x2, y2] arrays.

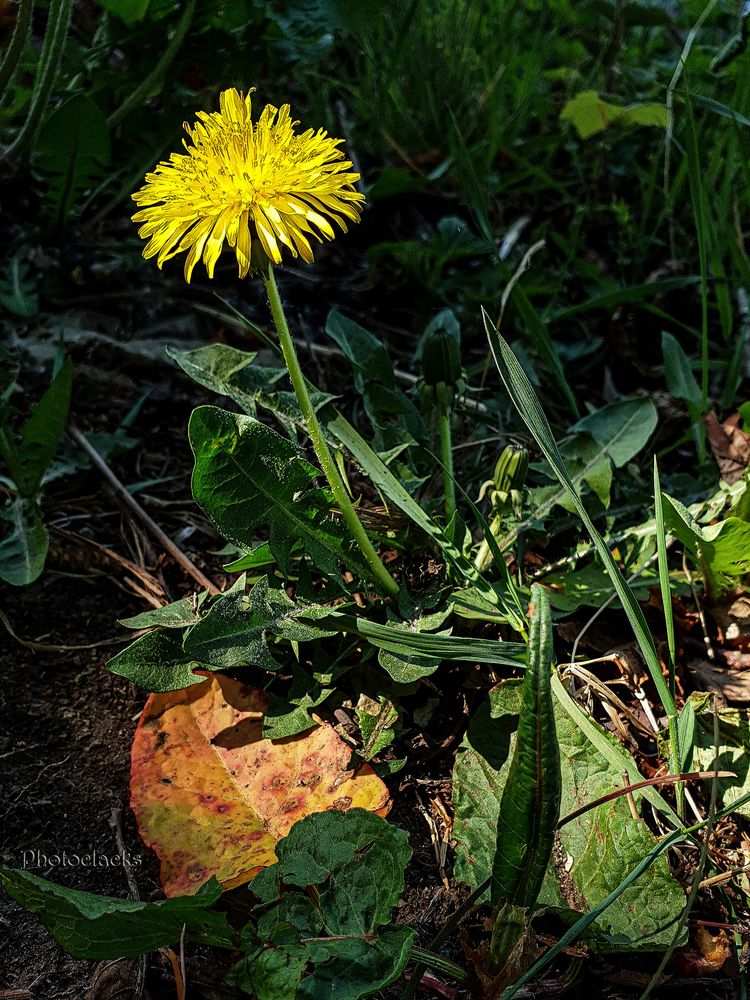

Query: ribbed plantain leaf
[[489, 584, 560, 971]]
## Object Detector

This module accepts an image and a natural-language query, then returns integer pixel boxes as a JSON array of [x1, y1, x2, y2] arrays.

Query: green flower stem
[[475, 512, 501, 571], [0, 0, 34, 97], [409, 946, 471, 985], [263, 265, 399, 598], [4, 0, 71, 162], [437, 406, 456, 523], [107, 0, 197, 130]]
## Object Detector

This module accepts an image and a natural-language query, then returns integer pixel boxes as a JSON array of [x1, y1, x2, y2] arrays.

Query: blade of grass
[[639, 710, 722, 1000], [508, 279, 579, 420], [483, 309, 677, 723], [653, 459, 676, 692], [306, 611, 527, 666], [654, 457, 683, 812], [0, 0, 33, 95], [548, 277, 700, 322], [682, 79, 710, 447]]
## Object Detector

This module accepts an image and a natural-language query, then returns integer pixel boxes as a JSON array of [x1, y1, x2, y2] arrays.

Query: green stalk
[[107, 0, 197, 129], [437, 407, 456, 522], [263, 265, 399, 598], [654, 459, 683, 814], [4, 0, 71, 162], [408, 946, 471, 985], [475, 512, 501, 571], [0, 0, 34, 97]]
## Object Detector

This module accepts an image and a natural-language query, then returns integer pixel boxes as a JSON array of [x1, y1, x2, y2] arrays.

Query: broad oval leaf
[[453, 680, 685, 949], [569, 397, 657, 469], [0, 498, 48, 586], [561, 91, 667, 139], [131, 674, 390, 896]]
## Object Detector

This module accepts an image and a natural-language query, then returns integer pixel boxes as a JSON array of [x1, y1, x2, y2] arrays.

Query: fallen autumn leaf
[[130, 674, 390, 896]]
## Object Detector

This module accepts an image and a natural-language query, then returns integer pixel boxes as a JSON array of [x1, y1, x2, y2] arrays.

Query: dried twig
[[0, 606, 147, 652], [69, 421, 219, 595], [558, 770, 736, 829], [109, 809, 147, 1000]]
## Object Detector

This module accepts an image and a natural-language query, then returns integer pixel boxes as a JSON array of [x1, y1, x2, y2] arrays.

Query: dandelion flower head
[[132, 88, 365, 282]]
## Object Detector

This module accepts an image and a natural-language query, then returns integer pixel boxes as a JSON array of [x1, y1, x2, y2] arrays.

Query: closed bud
[[422, 325, 462, 390], [478, 444, 529, 516], [493, 444, 529, 495]]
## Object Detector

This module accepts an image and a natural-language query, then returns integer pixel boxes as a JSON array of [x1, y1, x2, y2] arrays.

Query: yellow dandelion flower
[[131, 88, 365, 282]]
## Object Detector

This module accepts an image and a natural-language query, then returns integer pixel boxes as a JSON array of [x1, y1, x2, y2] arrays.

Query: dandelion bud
[[421, 317, 462, 411]]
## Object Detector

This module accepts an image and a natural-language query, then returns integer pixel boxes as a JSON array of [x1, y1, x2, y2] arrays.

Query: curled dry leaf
[[704, 411, 750, 485], [712, 595, 750, 653], [688, 658, 750, 705], [131, 674, 390, 897], [670, 926, 732, 977]]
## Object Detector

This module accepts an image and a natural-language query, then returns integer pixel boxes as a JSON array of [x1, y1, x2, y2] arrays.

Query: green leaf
[[189, 405, 371, 584], [3, 358, 73, 497], [107, 628, 206, 692], [653, 458, 676, 675], [326, 412, 519, 618], [229, 926, 309, 1000], [0, 869, 234, 959], [561, 90, 667, 139], [119, 591, 209, 629], [677, 699, 696, 774], [241, 809, 415, 1000], [661, 492, 750, 593], [491, 586, 560, 910], [36, 96, 111, 225], [307, 609, 527, 676], [0, 256, 38, 317], [224, 541, 284, 573], [168, 344, 286, 418], [357, 697, 398, 760], [690, 693, 750, 818], [367, 167, 424, 200], [509, 279, 579, 419], [483, 311, 676, 718], [325, 310, 423, 449], [662, 332, 702, 419], [182, 576, 334, 672], [172, 340, 514, 615], [0, 498, 48, 586], [569, 398, 657, 469], [376, 606, 452, 683], [326, 310, 395, 387], [263, 665, 333, 740], [543, 561, 655, 613], [548, 398, 657, 510], [549, 277, 700, 322], [109, 576, 336, 691], [97, 0, 151, 23], [452, 680, 685, 949]]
